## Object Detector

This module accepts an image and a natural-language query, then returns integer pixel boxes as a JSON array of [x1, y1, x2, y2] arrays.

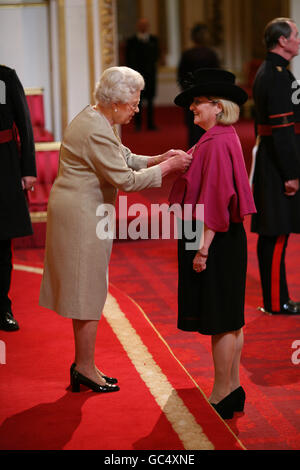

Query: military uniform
[[251, 52, 300, 313], [0, 65, 36, 329]]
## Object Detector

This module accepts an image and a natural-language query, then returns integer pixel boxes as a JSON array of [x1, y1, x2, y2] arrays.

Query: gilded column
[[98, 0, 118, 70]]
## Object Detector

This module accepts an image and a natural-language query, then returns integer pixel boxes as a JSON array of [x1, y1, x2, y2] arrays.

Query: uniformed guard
[[0, 65, 36, 331], [251, 18, 300, 314]]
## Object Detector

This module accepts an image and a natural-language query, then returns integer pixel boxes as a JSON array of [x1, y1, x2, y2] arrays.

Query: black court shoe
[[70, 362, 118, 385], [70, 366, 120, 393], [0, 311, 20, 331], [210, 393, 236, 420], [282, 300, 300, 315], [230, 386, 246, 412]]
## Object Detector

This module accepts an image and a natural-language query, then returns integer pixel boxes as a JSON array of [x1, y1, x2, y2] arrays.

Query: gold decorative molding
[[25, 87, 44, 95], [30, 211, 47, 223], [99, 0, 117, 70], [35, 141, 61, 151], [0, 2, 48, 8]]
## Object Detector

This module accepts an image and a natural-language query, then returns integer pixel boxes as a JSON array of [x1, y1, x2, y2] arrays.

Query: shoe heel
[[232, 386, 246, 412], [235, 397, 246, 413], [71, 371, 81, 393], [69, 365, 120, 393], [235, 401, 245, 412]]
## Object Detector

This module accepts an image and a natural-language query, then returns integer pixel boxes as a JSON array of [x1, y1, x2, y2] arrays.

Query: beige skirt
[[39, 180, 114, 320]]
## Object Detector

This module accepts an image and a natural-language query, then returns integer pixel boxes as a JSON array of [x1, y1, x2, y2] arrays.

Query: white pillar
[[165, 0, 181, 67], [65, 0, 90, 123], [0, 3, 52, 133]]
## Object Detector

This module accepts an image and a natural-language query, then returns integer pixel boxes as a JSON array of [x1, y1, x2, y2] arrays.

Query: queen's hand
[[160, 149, 190, 162]]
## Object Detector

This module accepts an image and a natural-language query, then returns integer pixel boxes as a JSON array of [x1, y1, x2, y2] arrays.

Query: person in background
[[39, 66, 192, 393], [251, 18, 300, 315], [0, 65, 36, 332], [169, 68, 256, 419], [126, 18, 159, 131], [177, 23, 220, 147]]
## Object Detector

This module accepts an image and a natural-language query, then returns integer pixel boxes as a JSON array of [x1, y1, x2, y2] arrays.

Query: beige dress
[[39, 105, 161, 320]]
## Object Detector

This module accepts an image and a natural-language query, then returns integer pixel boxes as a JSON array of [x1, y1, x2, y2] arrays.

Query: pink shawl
[[169, 124, 256, 232]]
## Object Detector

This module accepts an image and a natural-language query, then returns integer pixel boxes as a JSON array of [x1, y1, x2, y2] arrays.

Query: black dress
[[177, 220, 247, 335]]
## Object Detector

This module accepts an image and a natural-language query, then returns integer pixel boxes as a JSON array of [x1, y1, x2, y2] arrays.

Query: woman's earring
[[114, 108, 118, 113]]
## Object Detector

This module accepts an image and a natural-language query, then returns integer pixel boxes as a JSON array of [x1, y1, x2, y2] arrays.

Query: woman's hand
[[193, 250, 208, 273], [159, 150, 192, 177], [165, 151, 192, 173], [156, 149, 188, 163], [171, 151, 193, 173], [147, 149, 178, 167], [151, 149, 192, 175], [159, 149, 178, 162]]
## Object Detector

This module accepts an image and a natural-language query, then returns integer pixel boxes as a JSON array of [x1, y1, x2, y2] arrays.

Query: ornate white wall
[[0, 0, 117, 140], [0, 2, 52, 134]]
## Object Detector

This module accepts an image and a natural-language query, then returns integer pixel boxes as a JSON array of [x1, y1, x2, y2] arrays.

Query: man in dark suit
[[177, 23, 220, 147], [126, 18, 159, 131], [0, 65, 36, 330], [251, 18, 300, 315]]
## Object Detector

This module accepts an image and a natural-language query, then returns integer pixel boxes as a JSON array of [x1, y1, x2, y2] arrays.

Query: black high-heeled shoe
[[230, 386, 246, 412], [211, 393, 236, 420], [70, 367, 120, 393], [70, 362, 118, 385]]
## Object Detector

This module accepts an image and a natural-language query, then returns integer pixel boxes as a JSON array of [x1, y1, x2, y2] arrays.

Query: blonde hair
[[210, 97, 240, 125], [94, 66, 145, 106]]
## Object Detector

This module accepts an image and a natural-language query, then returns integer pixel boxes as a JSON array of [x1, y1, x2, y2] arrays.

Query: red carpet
[[0, 267, 244, 451]]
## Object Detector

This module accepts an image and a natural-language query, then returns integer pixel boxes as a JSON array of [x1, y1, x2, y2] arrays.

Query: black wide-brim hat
[[174, 68, 248, 107]]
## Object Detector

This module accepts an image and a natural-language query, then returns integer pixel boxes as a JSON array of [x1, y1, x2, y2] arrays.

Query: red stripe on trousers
[[271, 235, 286, 312]]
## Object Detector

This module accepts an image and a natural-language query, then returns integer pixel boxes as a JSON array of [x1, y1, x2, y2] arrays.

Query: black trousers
[[0, 239, 12, 313], [257, 234, 289, 312], [134, 96, 155, 130]]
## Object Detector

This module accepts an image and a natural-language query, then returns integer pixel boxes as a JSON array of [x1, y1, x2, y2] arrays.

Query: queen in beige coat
[[39, 66, 192, 393]]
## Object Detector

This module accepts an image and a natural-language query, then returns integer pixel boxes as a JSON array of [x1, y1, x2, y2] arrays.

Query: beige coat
[[39, 105, 161, 320]]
